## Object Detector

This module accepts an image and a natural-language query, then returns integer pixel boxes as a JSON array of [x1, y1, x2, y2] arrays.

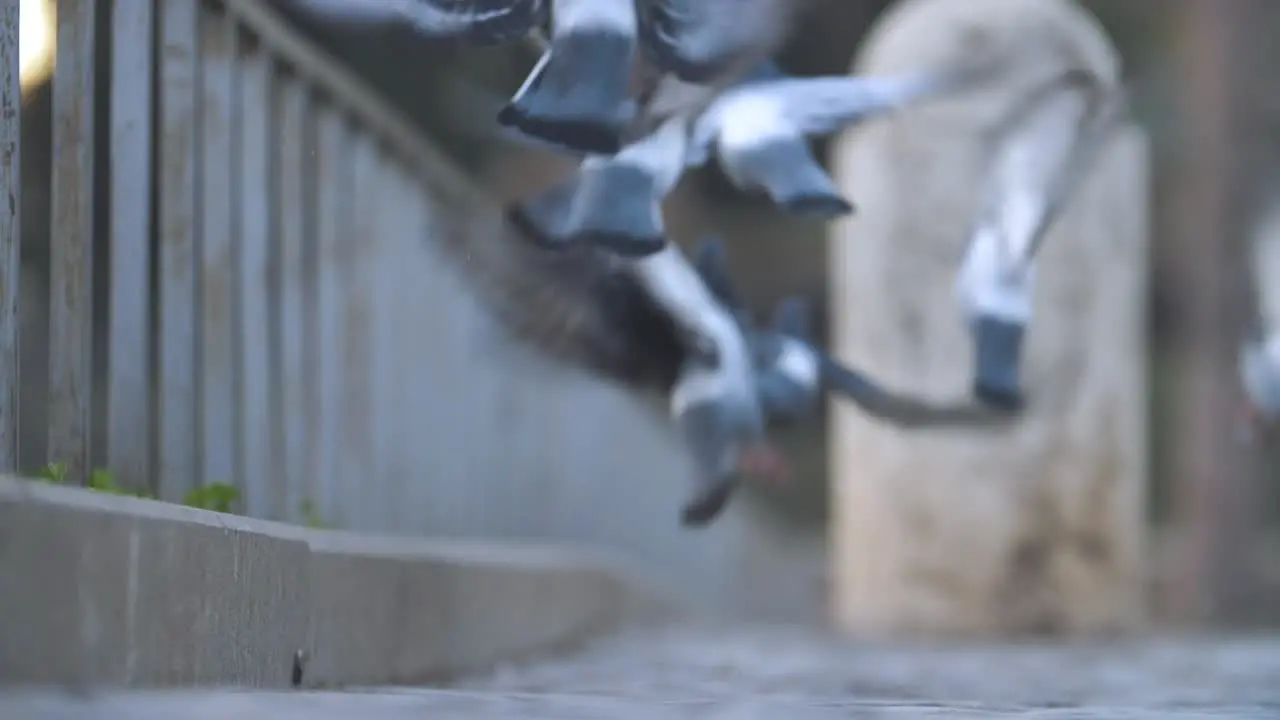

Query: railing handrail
[[222, 0, 493, 210]]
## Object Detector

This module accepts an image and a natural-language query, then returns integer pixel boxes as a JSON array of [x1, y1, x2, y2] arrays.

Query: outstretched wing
[[280, 0, 544, 43], [975, 68, 1127, 275], [713, 54, 997, 140]]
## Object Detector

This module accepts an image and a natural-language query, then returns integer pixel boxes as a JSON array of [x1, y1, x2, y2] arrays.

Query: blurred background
[[10, 0, 1279, 629]]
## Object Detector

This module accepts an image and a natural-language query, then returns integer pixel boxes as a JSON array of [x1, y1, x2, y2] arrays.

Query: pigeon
[[626, 241, 774, 526], [636, 0, 805, 84], [506, 180, 783, 527], [686, 59, 1000, 219], [1237, 198, 1280, 440], [1240, 333, 1280, 436], [692, 236, 1021, 429], [278, 0, 546, 45], [955, 69, 1126, 411], [498, 0, 640, 154]]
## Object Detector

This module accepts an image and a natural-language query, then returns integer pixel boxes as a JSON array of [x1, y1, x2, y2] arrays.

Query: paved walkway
[[6, 625, 1280, 718]]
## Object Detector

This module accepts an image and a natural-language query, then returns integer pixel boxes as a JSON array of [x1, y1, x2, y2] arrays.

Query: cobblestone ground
[[6, 625, 1280, 718]]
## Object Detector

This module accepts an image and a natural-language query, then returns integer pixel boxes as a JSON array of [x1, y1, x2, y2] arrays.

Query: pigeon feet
[[498, 28, 636, 155]]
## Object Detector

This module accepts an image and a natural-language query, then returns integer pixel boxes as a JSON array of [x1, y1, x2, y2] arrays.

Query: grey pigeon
[[498, 0, 640, 154], [507, 181, 779, 527], [687, 59, 1000, 219], [1240, 334, 1280, 427], [636, 0, 803, 84], [692, 236, 1020, 429], [1237, 198, 1280, 438], [955, 69, 1126, 411], [279, 0, 546, 44], [626, 240, 772, 527]]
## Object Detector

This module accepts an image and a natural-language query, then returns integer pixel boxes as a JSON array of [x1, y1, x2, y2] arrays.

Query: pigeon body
[[955, 69, 1126, 411], [499, 0, 639, 154]]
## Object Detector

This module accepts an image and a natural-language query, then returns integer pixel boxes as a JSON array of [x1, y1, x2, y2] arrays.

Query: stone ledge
[[0, 476, 662, 689]]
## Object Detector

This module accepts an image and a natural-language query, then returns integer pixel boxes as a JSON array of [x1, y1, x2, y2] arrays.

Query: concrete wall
[[0, 475, 665, 688]]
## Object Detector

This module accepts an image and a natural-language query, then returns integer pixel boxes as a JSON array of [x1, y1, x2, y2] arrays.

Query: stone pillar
[[828, 0, 1148, 637]]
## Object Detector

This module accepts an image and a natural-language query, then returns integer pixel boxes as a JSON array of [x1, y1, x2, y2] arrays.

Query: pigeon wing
[[751, 70, 975, 139], [973, 69, 1126, 275], [281, 0, 544, 43], [637, 0, 796, 83]]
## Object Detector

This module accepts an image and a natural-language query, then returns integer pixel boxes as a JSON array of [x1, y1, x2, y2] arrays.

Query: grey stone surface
[[301, 531, 647, 686], [0, 476, 311, 688], [0, 476, 655, 689], [3, 626, 1278, 718]]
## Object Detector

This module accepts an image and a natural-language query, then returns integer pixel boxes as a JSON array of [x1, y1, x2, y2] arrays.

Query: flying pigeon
[[636, 0, 804, 84], [507, 180, 783, 527], [955, 69, 1127, 411], [1237, 198, 1280, 440], [625, 240, 777, 526], [686, 59, 999, 219], [498, 0, 641, 154], [278, 0, 546, 45], [691, 236, 1021, 429], [1240, 333, 1280, 435]]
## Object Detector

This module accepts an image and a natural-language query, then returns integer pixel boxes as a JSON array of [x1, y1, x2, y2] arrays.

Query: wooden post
[[829, 0, 1148, 637], [0, 0, 19, 474], [48, 0, 98, 484]]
